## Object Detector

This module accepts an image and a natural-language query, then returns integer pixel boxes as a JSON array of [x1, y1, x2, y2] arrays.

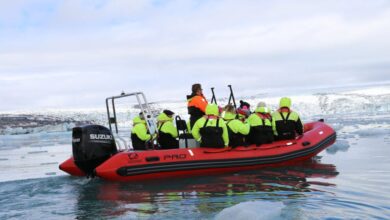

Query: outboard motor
[[72, 125, 117, 176]]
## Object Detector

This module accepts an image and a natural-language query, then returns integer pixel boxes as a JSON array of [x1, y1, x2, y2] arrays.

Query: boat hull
[[60, 121, 336, 181]]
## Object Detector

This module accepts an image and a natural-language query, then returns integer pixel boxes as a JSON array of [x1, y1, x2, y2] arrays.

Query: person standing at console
[[187, 84, 208, 129]]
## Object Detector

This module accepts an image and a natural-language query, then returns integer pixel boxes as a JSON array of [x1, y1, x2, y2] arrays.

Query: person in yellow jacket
[[272, 97, 303, 140], [247, 102, 274, 146], [156, 110, 179, 149], [131, 114, 156, 150], [223, 104, 250, 147], [192, 104, 229, 148]]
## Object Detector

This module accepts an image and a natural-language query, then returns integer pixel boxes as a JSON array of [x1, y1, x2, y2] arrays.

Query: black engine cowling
[[72, 125, 117, 176]]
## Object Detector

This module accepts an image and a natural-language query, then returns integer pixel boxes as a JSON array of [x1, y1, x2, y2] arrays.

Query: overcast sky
[[1, 0, 390, 111]]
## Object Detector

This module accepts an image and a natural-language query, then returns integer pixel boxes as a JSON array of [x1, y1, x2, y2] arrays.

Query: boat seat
[[176, 117, 188, 131], [179, 133, 193, 139], [175, 116, 194, 148]]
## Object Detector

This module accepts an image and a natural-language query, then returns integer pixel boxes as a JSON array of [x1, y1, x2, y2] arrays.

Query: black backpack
[[226, 120, 246, 147], [199, 119, 225, 148]]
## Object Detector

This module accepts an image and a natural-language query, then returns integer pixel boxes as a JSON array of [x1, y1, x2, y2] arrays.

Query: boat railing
[[114, 135, 131, 151], [105, 92, 157, 136]]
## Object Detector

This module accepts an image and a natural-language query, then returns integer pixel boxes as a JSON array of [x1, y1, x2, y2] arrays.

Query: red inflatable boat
[[60, 120, 336, 182]]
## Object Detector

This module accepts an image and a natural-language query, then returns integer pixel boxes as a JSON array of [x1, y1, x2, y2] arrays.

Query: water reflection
[[74, 158, 339, 219]]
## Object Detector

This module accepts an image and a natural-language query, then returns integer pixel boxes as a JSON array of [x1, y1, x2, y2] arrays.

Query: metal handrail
[[105, 92, 157, 135]]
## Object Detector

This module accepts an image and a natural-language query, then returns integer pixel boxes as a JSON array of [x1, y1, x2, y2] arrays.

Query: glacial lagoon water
[[1, 87, 390, 219]]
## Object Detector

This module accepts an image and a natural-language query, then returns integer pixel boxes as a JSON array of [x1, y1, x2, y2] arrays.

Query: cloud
[[0, 0, 390, 110]]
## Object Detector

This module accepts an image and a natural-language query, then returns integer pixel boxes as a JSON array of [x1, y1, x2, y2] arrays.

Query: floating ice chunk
[[326, 139, 350, 154], [353, 127, 390, 137], [27, 150, 48, 154], [329, 123, 344, 132], [215, 201, 285, 220], [40, 162, 58, 165]]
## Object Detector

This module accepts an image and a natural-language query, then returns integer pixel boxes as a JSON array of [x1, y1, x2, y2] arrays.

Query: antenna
[[210, 87, 217, 104], [227, 85, 237, 109]]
